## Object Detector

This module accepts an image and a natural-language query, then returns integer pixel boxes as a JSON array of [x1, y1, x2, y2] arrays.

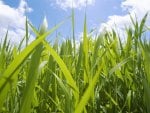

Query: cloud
[[0, 0, 33, 45], [99, 0, 150, 39], [55, 0, 95, 10]]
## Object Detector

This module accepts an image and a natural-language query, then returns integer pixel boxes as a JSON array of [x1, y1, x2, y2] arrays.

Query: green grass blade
[[72, 8, 76, 56], [53, 73, 72, 113], [43, 41, 79, 101], [83, 14, 89, 84], [0, 21, 63, 110], [74, 63, 103, 113], [109, 57, 131, 80], [25, 17, 29, 46], [19, 43, 43, 113], [139, 13, 148, 38]]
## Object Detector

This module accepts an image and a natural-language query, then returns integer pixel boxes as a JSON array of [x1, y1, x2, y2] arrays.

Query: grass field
[[0, 13, 150, 113]]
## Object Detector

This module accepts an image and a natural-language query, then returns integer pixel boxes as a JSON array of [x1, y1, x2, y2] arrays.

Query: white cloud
[[99, 0, 150, 39], [0, 0, 33, 46], [55, 0, 95, 9]]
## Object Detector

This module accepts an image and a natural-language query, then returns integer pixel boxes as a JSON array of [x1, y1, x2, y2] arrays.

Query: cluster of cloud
[[1, 0, 150, 45], [0, 0, 95, 45], [55, 0, 150, 40], [55, 0, 95, 10], [0, 0, 33, 45], [99, 0, 150, 39]]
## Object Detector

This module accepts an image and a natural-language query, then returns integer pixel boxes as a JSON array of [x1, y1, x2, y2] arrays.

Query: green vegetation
[[0, 13, 150, 113]]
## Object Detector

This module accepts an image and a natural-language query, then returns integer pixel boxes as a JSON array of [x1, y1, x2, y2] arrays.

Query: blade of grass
[[74, 62, 103, 113], [43, 41, 79, 103], [83, 14, 89, 85], [109, 57, 131, 80], [0, 21, 64, 110], [19, 43, 43, 113], [53, 72, 72, 113]]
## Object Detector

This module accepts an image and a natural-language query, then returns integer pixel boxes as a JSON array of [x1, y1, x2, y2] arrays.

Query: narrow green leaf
[[109, 57, 131, 80], [83, 14, 89, 84], [43, 41, 79, 102], [0, 21, 64, 109], [75, 63, 103, 113], [19, 43, 43, 113]]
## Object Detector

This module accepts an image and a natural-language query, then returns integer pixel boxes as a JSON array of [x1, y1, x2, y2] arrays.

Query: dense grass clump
[[0, 14, 150, 113]]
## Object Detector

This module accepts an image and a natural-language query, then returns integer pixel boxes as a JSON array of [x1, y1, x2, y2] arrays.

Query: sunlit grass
[[0, 13, 150, 113]]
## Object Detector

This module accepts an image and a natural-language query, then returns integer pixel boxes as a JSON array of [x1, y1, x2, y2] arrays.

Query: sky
[[0, 0, 150, 45]]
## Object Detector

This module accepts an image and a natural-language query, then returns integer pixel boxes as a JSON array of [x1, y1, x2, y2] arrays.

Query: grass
[[0, 13, 150, 113]]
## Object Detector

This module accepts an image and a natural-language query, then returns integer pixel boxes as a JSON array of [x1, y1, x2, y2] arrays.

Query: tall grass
[[0, 14, 150, 113]]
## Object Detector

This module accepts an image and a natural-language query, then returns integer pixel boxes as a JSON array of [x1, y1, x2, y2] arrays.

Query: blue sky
[[3, 0, 123, 36], [26, 0, 123, 36], [0, 0, 150, 44]]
